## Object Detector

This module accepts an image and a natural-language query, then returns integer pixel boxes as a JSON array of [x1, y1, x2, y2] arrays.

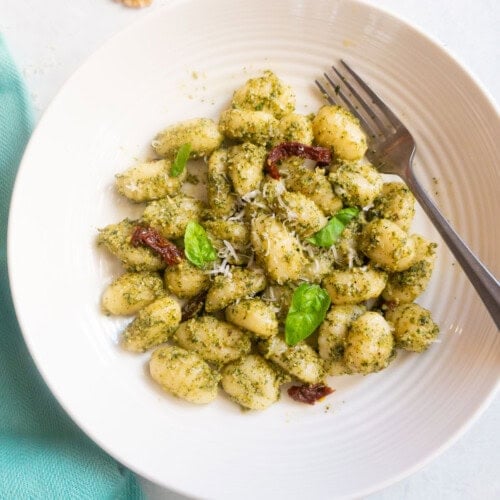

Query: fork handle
[[405, 169, 500, 329]]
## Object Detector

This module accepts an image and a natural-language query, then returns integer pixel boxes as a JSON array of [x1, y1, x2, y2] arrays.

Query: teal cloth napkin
[[0, 35, 144, 499]]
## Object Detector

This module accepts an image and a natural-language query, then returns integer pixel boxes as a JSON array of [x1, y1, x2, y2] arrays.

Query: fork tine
[[330, 65, 386, 132], [315, 79, 337, 105], [340, 59, 401, 128], [322, 72, 376, 136]]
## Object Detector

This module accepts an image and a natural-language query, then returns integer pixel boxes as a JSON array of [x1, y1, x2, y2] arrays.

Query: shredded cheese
[[222, 240, 239, 262]]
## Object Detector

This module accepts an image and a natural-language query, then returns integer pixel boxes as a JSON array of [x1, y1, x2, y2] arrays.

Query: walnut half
[[117, 0, 153, 8]]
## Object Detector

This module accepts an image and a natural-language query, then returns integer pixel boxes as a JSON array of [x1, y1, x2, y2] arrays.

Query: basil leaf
[[307, 206, 360, 247], [307, 217, 345, 247], [184, 221, 217, 268], [170, 143, 191, 177], [335, 207, 360, 225], [285, 283, 331, 346]]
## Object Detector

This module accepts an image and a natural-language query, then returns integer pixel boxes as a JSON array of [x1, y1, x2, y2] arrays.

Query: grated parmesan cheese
[[241, 190, 262, 203], [205, 258, 232, 278], [221, 240, 239, 262]]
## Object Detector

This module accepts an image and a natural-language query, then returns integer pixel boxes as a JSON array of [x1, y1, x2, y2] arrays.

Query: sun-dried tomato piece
[[266, 142, 332, 179], [181, 291, 207, 322], [287, 383, 334, 405], [131, 226, 184, 265]]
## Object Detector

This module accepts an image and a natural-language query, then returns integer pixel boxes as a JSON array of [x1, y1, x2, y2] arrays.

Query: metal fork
[[316, 61, 500, 329]]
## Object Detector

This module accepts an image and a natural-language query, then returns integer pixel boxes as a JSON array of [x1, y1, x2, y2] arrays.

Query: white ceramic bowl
[[8, 0, 500, 498]]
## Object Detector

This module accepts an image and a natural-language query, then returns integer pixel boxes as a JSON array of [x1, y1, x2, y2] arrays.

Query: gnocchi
[[115, 159, 186, 203], [121, 296, 181, 352], [226, 142, 267, 196], [263, 179, 328, 238], [150, 346, 220, 404], [98, 70, 439, 411], [205, 267, 267, 312], [385, 303, 439, 352], [152, 117, 223, 159], [251, 214, 304, 284], [360, 218, 416, 272], [164, 260, 210, 299], [322, 267, 388, 304], [331, 160, 383, 207], [225, 298, 279, 338], [283, 162, 342, 216], [260, 336, 325, 384], [219, 109, 278, 146], [142, 193, 203, 240], [343, 311, 395, 374], [318, 304, 366, 374], [175, 315, 251, 365], [221, 355, 282, 410], [371, 182, 415, 232], [231, 69, 295, 119], [382, 235, 437, 303], [275, 113, 314, 145], [206, 149, 238, 217], [102, 271, 164, 315], [313, 105, 368, 160], [97, 218, 165, 272]]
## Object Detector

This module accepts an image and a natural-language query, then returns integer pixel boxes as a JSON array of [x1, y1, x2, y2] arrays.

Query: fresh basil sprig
[[285, 283, 331, 346], [170, 143, 191, 177], [184, 221, 217, 268], [307, 207, 360, 248]]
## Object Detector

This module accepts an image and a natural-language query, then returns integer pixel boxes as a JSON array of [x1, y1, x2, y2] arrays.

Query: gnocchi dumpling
[[206, 149, 237, 217], [343, 311, 395, 374], [301, 249, 336, 284], [115, 159, 186, 203], [313, 105, 367, 161], [251, 214, 304, 284], [275, 113, 313, 145], [226, 143, 266, 196], [284, 163, 342, 216], [141, 194, 203, 240], [222, 354, 282, 410], [318, 304, 366, 374], [322, 267, 387, 304], [164, 260, 210, 299], [333, 219, 365, 268], [175, 315, 251, 365], [152, 118, 223, 159], [150, 346, 220, 404], [260, 336, 325, 384], [263, 179, 328, 238], [331, 160, 383, 207], [382, 235, 437, 303], [231, 70, 295, 119], [385, 303, 439, 352], [203, 220, 250, 247], [225, 298, 278, 338], [360, 218, 416, 272], [204, 267, 267, 312], [121, 296, 182, 352], [219, 109, 278, 146], [97, 218, 165, 272], [371, 182, 415, 232], [102, 271, 164, 315]]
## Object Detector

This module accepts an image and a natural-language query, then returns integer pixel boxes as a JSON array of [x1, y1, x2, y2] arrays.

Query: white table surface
[[2, 0, 499, 498]]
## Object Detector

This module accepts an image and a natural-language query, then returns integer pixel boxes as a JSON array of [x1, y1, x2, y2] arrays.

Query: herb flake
[[170, 143, 191, 177]]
